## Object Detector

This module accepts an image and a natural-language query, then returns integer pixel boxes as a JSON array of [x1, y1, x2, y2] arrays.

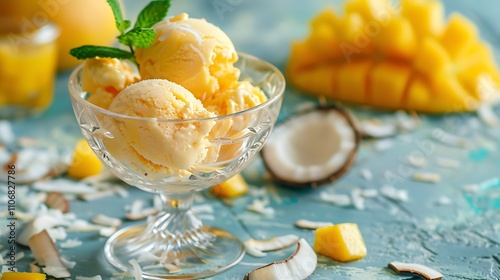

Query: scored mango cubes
[[313, 223, 367, 262], [287, 0, 500, 113]]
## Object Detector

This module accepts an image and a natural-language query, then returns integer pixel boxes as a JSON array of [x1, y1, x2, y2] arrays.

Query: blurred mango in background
[[0, 0, 119, 118]]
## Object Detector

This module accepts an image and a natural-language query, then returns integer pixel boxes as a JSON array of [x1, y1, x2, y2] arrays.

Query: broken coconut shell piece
[[262, 106, 361, 188], [388, 261, 443, 280], [244, 238, 317, 280]]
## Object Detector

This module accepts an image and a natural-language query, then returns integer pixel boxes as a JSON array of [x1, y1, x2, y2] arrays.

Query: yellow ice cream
[[106, 79, 216, 175], [203, 80, 267, 116], [135, 13, 240, 101], [82, 57, 140, 109]]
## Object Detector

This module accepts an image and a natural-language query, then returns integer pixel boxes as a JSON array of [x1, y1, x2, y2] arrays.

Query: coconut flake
[[92, 214, 122, 228], [33, 178, 96, 194], [295, 219, 334, 230], [407, 155, 427, 168], [29, 230, 71, 278], [462, 184, 480, 193], [60, 238, 83, 248], [360, 119, 397, 138], [431, 129, 470, 148], [79, 189, 115, 201], [351, 189, 365, 210], [395, 111, 420, 132], [76, 276, 103, 280], [360, 169, 373, 181], [374, 139, 394, 152], [99, 227, 117, 237], [45, 192, 70, 213], [435, 158, 461, 169], [388, 261, 443, 280], [435, 196, 452, 206], [128, 259, 143, 280], [247, 199, 275, 216], [18, 213, 68, 246], [47, 227, 68, 241], [360, 189, 378, 198], [412, 172, 441, 183], [125, 208, 159, 220], [0, 121, 15, 146], [319, 192, 352, 207], [381, 186, 408, 202], [60, 256, 77, 269], [477, 104, 499, 127], [67, 220, 104, 232], [245, 235, 300, 257]]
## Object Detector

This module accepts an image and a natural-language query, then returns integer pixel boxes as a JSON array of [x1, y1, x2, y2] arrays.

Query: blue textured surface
[[3, 0, 500, 279]]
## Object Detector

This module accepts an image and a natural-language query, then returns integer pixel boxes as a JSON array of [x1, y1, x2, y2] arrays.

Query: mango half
[[287, 0, 500, 113]]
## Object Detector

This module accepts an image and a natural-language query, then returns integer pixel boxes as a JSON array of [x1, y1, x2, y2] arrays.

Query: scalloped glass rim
[[68, 52, 285, 122]]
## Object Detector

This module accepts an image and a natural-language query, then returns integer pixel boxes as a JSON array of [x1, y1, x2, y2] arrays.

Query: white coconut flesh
[[263, 109, 357, 184]]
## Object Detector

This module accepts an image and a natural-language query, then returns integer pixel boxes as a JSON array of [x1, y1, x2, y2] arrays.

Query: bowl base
[[104, 224, 245, 279]]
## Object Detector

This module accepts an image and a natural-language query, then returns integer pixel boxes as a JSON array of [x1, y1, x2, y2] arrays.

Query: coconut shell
[[261, 104, 361, 188]]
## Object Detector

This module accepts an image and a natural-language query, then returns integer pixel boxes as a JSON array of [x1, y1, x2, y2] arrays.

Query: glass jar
[[0, 22, 59, 119]]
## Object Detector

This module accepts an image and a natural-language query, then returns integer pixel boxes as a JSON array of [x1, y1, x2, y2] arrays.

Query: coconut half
[[262, 106, 360, 188]]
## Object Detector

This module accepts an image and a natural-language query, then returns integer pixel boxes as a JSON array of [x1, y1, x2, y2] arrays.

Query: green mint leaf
[[121, 20, 132, 32], [107, 0, 127, 33], [134, 0, 171, 29], [69, 45, 134, 60], [117, 28, 156, 48]]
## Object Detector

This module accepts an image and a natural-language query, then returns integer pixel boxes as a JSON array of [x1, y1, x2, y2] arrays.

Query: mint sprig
[[70, 0, 171, 61]]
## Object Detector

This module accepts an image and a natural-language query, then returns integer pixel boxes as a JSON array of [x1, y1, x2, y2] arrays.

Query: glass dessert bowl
[[68, 53, 285, 279]]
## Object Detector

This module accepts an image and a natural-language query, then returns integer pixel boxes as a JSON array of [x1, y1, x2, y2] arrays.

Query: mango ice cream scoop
[[135, 13, 240, 101], [105, 79, 216, 178]]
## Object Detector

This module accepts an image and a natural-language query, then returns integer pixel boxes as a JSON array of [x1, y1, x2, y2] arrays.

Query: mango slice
[[211, 173, 249, 198], [67, 139, 103, 179], [0, 272, 46, 280], [287, 0, 500, 113], [313, 223, 367, 262]]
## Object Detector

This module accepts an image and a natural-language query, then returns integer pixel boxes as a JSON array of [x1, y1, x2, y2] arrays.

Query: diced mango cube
[[67, 139, 103, 179], [369, 62, 412, 109], [457, 63, 500, 99], [401, 0, 445, 38], [440, 13, 478, 59], [337, 13, 364, 44], [1, 272, 46, 280], [211, 173, 249, 198], [311, 8, 339, 30], [287, 42, 324, 75], [344, 0, 396, 22], [314, 223, 367, 262], [430, 76, 477, 112], [405, 77, 436, 112], [414, 38, 451, 74], [292, 64, 338, 97], [374, 17, 416, 59], [337, 61, 372, 104]]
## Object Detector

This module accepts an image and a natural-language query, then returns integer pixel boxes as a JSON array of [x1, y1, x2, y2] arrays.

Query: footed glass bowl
[[68, 53, 285, 279]]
